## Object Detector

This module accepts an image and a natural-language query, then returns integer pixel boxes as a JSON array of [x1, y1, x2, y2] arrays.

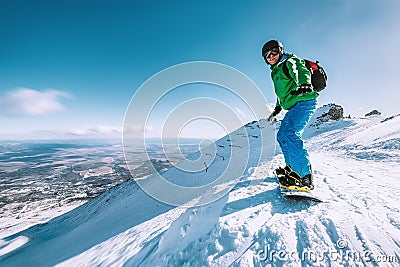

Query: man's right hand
[[267, 113, 275, 122], [267, 106, 282, 123]]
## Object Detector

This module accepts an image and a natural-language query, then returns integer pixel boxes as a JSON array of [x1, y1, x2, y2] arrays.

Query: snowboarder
[[262, 39, 318, 191]]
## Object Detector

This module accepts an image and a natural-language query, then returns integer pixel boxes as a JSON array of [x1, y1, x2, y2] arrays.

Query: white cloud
[[0, 126, 123, 140], [123, 123, 160, 138], [0, 88, 71, 116], [68, 126, 122, 137]]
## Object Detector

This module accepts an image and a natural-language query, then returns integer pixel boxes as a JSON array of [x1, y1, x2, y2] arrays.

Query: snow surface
[[0, 107, 399, 266]]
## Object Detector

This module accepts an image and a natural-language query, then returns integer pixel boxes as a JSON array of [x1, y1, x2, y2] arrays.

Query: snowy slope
[[1, 106, 399, 266]]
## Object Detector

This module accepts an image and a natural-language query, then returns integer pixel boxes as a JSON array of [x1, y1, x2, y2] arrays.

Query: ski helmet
[[262, 40, 283, 58]]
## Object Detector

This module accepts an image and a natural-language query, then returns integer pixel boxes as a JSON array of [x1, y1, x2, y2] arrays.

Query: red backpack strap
[[304, 59, 319, 71]]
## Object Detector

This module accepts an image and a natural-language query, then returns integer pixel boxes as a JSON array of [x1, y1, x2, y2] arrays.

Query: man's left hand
[[290, 84, 313, 96]]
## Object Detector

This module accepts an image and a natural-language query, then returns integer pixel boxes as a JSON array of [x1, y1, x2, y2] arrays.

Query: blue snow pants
[[277, 99, 317, 177]]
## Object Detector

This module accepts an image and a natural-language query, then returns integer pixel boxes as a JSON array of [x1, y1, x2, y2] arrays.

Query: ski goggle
[[264, 47, 280, 60]]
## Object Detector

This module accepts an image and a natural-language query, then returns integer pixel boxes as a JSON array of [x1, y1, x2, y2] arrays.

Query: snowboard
[[280, 187, 323, 202]]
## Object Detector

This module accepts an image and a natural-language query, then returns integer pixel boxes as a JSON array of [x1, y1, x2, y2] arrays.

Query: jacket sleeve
[[285, 57, 311, 86]]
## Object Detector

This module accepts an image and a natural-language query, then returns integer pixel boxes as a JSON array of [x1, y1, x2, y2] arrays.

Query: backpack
[[282, 59, 328, 92]]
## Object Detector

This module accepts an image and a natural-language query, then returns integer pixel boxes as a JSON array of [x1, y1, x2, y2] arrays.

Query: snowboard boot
[[275, 165, 294, 187], [275, 165, 292, 178], [275, 166, 298, 188], [281, 170, 314, 192]]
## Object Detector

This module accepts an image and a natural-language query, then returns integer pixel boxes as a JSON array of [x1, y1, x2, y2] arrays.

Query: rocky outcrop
[[365, 110, 381, 117], [308, 103, 344, 127]]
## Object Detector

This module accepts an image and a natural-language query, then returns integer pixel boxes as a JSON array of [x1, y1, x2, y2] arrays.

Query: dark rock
[[309, 103, 344, 127], [381, 113, 400, 123], [365, 110, 381, 117]]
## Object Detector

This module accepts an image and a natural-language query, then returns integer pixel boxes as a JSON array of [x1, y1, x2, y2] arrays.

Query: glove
[[290, 84, 313, 96], [267, 106, 282, 122]]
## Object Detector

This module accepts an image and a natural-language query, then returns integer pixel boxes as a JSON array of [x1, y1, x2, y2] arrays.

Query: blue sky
[[1, 0, 399, 140]]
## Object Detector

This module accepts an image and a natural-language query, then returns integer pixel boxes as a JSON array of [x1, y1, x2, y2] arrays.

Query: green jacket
[[271, 53, 318, 110]]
